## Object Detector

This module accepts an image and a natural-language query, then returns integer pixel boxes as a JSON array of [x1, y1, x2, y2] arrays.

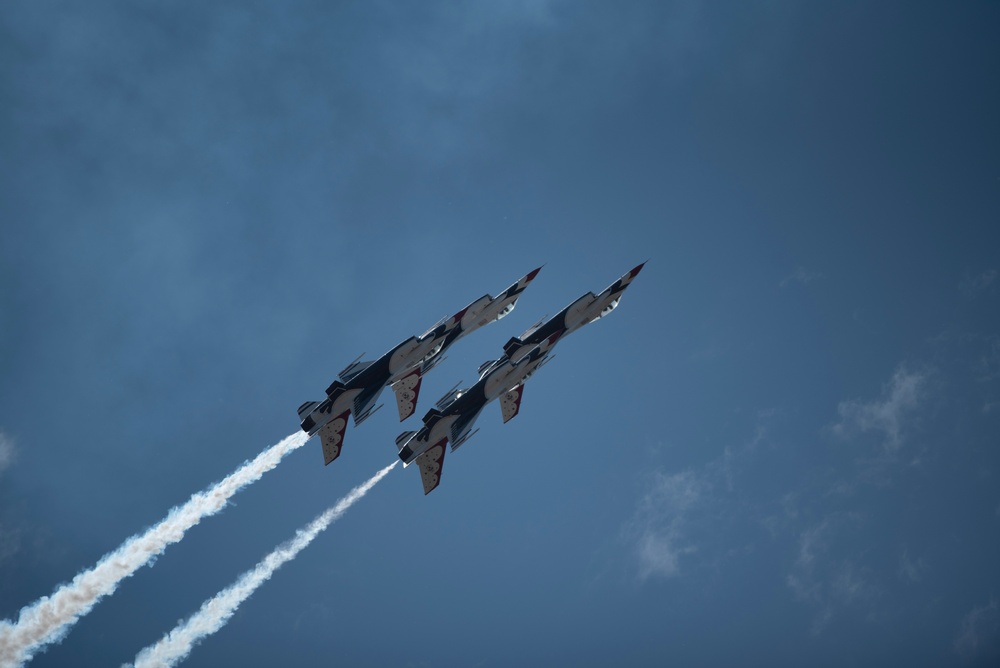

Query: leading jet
[[502, 262, 644, 364], [396, 262, 645, 494], [298, 267, 542, 465]]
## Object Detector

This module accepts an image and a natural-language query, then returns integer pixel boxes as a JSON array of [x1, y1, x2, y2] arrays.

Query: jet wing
[[352, 384, 385, 425], [500, 384, 524, 423], [415, 439, 448, 495], [319, 411, 350, 465], [391, 369, 422, 421], [338, 359, 373, 383]]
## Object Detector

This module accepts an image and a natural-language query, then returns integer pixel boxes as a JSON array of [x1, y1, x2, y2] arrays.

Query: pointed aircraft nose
[[525, 265, 543, 282], [629, 261, 647, 278]]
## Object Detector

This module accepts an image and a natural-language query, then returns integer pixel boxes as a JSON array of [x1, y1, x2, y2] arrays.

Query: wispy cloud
[[786, 521, 828, 601], [628, 470, 703, 580], [960, 269, 997, 295], [780, 267, 822, 288], [897, 547, 928, 583], [974, 336, 1000, 383], [955, 598, 999, 659], [832, 366, 926, 451], [0, 432, 15, 476], [627, 414, 779, 581], [786, 518, 879, 634]]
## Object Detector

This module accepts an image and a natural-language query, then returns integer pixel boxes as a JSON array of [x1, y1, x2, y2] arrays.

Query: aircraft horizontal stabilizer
[[391, 370, 422, 421], [500, 384, 524, 423], [416, 439, 447, 495], [319, 411, 350, 465]]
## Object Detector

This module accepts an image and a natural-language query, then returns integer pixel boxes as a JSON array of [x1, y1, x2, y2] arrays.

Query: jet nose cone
[[525, 266, 543, 282], [629, 261, 647, 278]]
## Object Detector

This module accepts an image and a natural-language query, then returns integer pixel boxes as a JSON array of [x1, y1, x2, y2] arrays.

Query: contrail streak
[[0, 431, 310, 668], [128, 461, 397, 668]]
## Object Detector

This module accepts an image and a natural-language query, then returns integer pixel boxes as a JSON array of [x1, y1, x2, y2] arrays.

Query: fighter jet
[[395, 332, 561, 494], [396, 262, 646, 494], [298, 267, 542, 465], [502, 262, 645, 364]]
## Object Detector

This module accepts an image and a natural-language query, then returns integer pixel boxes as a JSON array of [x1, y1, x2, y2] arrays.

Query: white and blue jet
[[396, 262, 645, 494], [298, 267, 542, 465]]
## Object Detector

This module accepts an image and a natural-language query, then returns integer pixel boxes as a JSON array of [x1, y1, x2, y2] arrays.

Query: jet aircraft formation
[[298, 263, 644, 494]]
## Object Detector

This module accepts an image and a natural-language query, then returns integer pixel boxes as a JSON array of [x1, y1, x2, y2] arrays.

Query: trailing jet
[[298, 267, 542, 465], [395, 332, 561, 494], [396, 262, 646, 494], [502, 262, 645, 364]]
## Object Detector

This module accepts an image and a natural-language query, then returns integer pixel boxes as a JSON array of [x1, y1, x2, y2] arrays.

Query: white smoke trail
[[128, 461, 397, 668], [0, 431, 310, 668]]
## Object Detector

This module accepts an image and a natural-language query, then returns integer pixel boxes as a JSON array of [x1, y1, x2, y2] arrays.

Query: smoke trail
[[0, 431, 310, 668], [129, 461, 397, 668]]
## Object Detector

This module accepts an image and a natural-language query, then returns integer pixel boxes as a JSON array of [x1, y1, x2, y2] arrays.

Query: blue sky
[[2, 1, 999, 666]]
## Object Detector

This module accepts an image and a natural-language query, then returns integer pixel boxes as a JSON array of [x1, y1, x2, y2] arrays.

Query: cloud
[[830, 562, 877, 607], [0, 432, 15, 476], [627, 414, 781, 581], [628, 470, 703, 580], [974, 336, 1000, 383], [786, 522, 881, 634], [779, 267, 822, 288], [786, 521, 829, 604], [960, 269, 997, 295], [955, 598, 999, 659], [897, 547, 928, 583], [833, 365, 926, 451]]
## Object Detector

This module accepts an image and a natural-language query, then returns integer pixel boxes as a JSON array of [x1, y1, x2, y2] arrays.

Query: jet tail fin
[[396, 430, 417, 451], [422, 408, 445, 428], [326, 380, 347, 398], [297, 401, 321, 421], [502, 336, 525, 358]]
